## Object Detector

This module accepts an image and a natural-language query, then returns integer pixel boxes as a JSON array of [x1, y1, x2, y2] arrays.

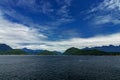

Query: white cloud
[[97, 0, 120, 10], [39, 33, 120, 52], [0, 0, 74, 28], [93, 15, 120, 25], [90, 0, 120, 25], [0, 11, 47, 48], [56, 0, 73, 23], [1, 0, 52, 15], [91, 0, 120, 12], [0, 10, 120, 52], [18, 33, 120, 52], [0, 4, 120, 52]]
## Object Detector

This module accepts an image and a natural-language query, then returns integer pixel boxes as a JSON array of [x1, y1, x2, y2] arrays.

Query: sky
[[0, 0, 120, 52]]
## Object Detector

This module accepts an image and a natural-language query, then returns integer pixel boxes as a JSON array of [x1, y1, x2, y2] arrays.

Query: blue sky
[[0, 0, 120, 51]]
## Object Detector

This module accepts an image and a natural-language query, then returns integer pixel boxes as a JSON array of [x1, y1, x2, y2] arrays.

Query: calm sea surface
[[0, 55, 120, 80]]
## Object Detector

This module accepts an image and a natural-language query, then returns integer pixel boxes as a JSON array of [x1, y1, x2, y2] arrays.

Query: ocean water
[[0, 55, 120, 80]]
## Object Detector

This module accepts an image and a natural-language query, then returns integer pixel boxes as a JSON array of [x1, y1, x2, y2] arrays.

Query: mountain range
[[83, 45, 120, 52], [0, 44, 61, 55], [0, 44, 27, 55], [64, 47, 120, 55], [0, 44, 12, 51], [22, 48, 44, 55], [0, 44, 120, 55]]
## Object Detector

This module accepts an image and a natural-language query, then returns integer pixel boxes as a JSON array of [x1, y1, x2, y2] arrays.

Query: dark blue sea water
[[0, 55, 120, 80]]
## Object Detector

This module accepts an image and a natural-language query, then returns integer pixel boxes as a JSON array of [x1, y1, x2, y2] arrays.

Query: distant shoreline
[[0, 55, 120, 56]]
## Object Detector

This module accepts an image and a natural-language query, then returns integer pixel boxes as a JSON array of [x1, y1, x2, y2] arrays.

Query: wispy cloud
[[0, 11, 47, 48], [0, 9, 120, 52], [0, 0, 53, 13], [0, 0, 74, 28], [94, 0, 120, 11], [89, 0, 120, 25], [2, 9, 51, 31], [93, 15, 120, 25], [1, 0, 120, 52], [56, 0, 73, 22]]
